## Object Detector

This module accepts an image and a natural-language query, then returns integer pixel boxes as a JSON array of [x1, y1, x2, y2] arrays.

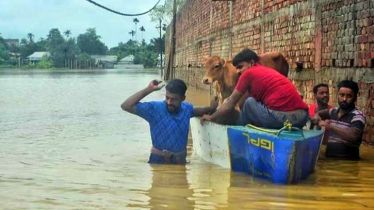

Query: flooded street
[[1, 68, 374, 210]]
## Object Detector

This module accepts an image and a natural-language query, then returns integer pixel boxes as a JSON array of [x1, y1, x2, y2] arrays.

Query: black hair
[[337, 80, 359, 96], [313, 83, 329, 94], [233, 48, 259, 67], [166, 79, 187, 97]]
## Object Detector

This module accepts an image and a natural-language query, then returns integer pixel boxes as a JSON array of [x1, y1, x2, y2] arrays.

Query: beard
[[338, 101, 355, 111], [317, 97, 329, 105], [167, 105, 178, 113]]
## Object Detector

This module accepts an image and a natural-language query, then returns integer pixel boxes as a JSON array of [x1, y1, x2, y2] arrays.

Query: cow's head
[[202, 55, 226, 84]]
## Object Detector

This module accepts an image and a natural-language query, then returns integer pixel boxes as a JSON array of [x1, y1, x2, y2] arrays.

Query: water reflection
[[148, 164, 194, 210], [1, 69, 374, 210], [187, 161, 231, 210]]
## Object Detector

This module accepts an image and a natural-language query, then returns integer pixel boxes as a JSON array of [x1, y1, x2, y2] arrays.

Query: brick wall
[[165, 0, 374, 144]]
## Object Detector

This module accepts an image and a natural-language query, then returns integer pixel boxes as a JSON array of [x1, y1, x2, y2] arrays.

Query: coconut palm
[[133, 18, 139, 41], [139, 26, 145, 41], [64, 30, 71, 38], [129, 30, 136, 41], [27, 33, 34, 43]]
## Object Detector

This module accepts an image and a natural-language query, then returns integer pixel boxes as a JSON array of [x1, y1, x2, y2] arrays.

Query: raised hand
[[148, 80, 165, 91]]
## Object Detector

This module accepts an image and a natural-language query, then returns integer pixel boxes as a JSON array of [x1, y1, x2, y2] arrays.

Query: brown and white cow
[[202, 52, 289, 107]]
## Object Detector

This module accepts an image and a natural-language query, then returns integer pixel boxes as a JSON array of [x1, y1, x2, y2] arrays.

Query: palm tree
[[133, 18, 139, 41], [129, 30, 136, 41], [20, 38, 28, 45], [139, 26, 145, 41], [64, 30, 71, 38], [27, 33, 34, 43]]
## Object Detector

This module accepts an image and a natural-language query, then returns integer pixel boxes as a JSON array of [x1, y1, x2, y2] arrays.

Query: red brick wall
[[166, 0, 374, 144]]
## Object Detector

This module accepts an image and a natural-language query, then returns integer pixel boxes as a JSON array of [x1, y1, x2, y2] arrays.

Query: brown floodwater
[[0, 68, 373, 210]]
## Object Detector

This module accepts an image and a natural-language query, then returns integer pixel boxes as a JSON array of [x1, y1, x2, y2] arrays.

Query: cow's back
[[259, 52, 289, 77]]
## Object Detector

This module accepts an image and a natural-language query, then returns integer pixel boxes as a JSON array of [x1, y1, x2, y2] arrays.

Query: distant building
[[119, 55, 134, 65], [91, 55, 117, 69], [4, 39, 19, 47], [117, 55, 144, 69], [27, 52, 51, 62]]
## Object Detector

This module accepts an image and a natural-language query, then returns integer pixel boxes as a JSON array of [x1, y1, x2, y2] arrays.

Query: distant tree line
[[109, 35, 165, 68], [1, 25, 165, 69], [0, 28, 108, 68]]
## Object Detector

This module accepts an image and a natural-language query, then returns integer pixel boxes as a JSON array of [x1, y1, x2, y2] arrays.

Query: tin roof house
[[27, 52, 51, 62]]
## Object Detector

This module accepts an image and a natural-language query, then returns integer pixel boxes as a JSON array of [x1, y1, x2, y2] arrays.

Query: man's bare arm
[[200, 90, 243, 123], [311, 109, 331, 125], [192, 96, 218, 117], [121, 80, 164, 114], [319, 120, 362, 144]]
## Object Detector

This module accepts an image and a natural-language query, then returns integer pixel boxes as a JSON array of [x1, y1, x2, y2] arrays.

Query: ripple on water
[[1, 71, 374, 210]]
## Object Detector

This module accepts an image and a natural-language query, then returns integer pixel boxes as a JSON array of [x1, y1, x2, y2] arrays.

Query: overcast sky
[[0, 0, 165, 48]]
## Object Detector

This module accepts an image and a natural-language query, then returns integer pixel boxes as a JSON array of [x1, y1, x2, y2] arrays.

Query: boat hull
[[190, 118, 324, 184]]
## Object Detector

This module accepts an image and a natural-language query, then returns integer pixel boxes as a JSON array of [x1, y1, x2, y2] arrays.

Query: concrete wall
[[165, 0, 374, 143]]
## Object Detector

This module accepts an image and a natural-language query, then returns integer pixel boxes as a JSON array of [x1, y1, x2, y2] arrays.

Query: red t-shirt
[[235, 64, 308, 111], [309, 104, 335, 117]]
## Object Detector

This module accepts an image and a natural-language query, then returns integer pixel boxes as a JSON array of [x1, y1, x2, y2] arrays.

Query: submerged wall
[[165, 0, 374, 143]]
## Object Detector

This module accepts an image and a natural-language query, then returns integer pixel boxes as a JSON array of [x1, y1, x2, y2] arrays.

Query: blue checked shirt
[[135, 101, 194, 153]]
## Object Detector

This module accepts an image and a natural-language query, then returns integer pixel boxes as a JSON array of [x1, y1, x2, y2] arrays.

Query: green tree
[[0, 43, 9, 61], [0, 36, 8, 49], [64, 30, 72, 38], [149, 0, 184, 25], [62, 38, 80, 60], [46, 28, 65, 53], [109, 37, 164, 68], [27, 33, 34, 43], [129, 30, 135, 41], [148, 35, 165, 55], [52, 37, 80, 68], [133, 18, 139, 41], [36, 57, 53, 69], [20, 41, 45, 59], [140, 26, 146, 41], [77, 28, 107, 55], [20, 38, 28, 45], [36, 38, 48, 51], [45, 28, 65, 67]]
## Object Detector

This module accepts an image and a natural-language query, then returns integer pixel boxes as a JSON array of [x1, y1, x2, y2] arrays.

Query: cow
[[202, 52, 289, 107]]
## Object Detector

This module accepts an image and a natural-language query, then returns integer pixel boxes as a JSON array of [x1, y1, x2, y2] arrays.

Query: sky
[[0, 0, 166, 48]]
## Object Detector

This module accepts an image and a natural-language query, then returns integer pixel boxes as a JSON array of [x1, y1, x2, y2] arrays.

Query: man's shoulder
[[143, 100, 164, 105], [182, 101, 193, 106], [136, 100, 165, 111], [181, 101, 193, 111], [351, 108, 366, 123], [250, 65, 272, 75], [351, 108, 364, 115]]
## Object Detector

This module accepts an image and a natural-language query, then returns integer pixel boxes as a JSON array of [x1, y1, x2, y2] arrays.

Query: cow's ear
[[221, 59, 226, 65]]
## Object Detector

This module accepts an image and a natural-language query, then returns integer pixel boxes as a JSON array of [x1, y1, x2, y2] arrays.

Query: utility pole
[[159, 18, 163, 77], [156, 19, 163, 77], [171, 0, 177, 79]]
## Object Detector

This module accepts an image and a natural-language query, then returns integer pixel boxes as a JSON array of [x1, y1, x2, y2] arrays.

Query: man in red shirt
[[201, 49, 309, 129], [309, 83, 335, 129], [309, 84, 335, 118]]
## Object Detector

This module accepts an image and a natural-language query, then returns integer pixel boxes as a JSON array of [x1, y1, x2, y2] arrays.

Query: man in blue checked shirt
[[121, 79, 218, 164]]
